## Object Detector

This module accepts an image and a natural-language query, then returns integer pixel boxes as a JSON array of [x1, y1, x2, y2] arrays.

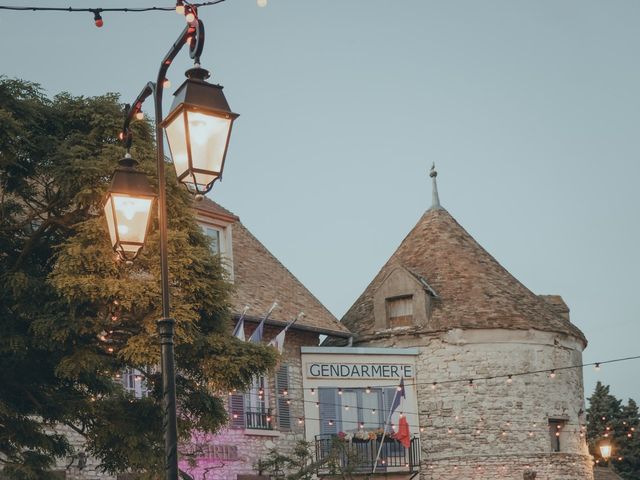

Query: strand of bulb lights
[[256, 354, 640, 395], [0, 1, 225, 28]]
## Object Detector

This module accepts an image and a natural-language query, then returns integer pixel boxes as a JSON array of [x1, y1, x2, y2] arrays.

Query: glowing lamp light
[[162, 66, 238, 196], [600, 443, 612, 460], [104, 155, 155, 262]]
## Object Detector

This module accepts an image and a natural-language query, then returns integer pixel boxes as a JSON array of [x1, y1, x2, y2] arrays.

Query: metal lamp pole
[[120, 19, 206, 480]]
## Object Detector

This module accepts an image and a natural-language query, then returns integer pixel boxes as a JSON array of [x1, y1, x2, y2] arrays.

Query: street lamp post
[[103, 12, 238, 480]]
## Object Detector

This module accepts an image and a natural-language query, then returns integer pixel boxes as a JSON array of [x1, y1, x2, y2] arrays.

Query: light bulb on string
[[93, 11, 103, 27], [337, 388, 343, 396], [185, 7, 196, 23], [315, 402, 319, 408], [432, 382, 437, 390], [310, 388, 315, 395], [163, 78, 171, 88], [175, 0, 185, 14], [365, 386, 371, 394], [257, 0, 267, 7], [507, 375, 513, 384], [595, 363, 601, 372], [549, 370, 556, 379]]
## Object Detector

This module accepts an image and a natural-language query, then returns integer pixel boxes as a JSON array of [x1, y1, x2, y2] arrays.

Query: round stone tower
[[340, 166, 592, 479]]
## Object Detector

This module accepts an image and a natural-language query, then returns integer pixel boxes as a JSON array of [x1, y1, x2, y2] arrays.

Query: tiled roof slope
[[197, 199, 350, 337], [341, 207, 586, 344]]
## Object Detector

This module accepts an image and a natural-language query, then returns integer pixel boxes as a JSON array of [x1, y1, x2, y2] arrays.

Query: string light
[[93, 10, 103, 27], [0, 1, 226, 28], [282, 388, 288, 396], [163, 78, 171, 88], [365, 386, 371, 394], [184, 5, 196, 22], [337, 388, 343, 396], [270, 354, 640, 395], [310, 388, 315, 395], [595, 363, 601, 372], [549, 370, 556, 379], [431, 382, 437, 390], [507, 375, 513, 384], [257, 0, 267, 6]]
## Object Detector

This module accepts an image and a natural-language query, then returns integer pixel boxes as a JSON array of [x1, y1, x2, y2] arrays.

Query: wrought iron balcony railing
[[314, 434, 420, 476], [245, 409, 274, 430]]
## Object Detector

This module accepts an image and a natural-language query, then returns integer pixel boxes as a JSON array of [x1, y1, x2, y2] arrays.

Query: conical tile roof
[[341, 207, 586, 344]]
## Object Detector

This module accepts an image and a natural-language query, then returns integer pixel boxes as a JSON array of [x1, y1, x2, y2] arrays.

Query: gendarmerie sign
[[306, 362, 414, 379]]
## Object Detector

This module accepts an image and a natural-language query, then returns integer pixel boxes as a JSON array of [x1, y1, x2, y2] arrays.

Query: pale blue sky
[[1, 1, 639, 402]]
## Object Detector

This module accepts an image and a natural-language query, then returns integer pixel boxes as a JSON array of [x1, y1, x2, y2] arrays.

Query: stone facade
[[360, 328, 592, 479], [338, 175, 594, 479], [179, 326, 314, 480]]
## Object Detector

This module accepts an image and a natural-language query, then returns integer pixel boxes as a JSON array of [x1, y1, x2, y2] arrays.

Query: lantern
[[599, 442, 612, 460], [104, 155, 156, 261], [161, 66, 239, 195]]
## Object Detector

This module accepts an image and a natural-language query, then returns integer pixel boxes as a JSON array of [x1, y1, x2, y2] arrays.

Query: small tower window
[[548, 418, 566, 452], [387, 296, 413, 327]]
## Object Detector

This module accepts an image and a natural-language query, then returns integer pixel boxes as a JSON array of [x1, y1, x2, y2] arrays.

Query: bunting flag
[[268, 312, 304, 354], [394, 415, 411, 448], [248, 301, 278, 343], [389, 377, 406, 417], [232, 305, 249, 341]]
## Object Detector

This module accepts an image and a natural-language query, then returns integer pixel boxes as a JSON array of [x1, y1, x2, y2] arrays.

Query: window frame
[[386, 295, 414, 328]]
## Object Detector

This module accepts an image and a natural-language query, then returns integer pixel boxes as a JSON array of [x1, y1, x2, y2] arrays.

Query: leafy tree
[[586, 382, 640, 479], [616, 399, 640, 480], [587, 381, 622, 465], [0, 77, 277, 479]]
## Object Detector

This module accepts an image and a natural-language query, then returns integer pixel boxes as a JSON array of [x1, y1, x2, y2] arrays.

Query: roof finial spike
[[429, 162, 441, 209]]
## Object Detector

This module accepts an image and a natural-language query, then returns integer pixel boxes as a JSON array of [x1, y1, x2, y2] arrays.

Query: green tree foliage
[[586, 381, 640, 479], [616, 399, 640, 479], [0, 77, 277, 479]]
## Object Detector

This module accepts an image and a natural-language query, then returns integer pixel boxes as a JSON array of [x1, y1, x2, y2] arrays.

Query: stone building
[[337, 167, 593, 479], [54, 199, 351, 480], [182, 199, 352, 479]]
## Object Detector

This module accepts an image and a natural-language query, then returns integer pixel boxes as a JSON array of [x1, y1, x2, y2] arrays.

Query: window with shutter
[[276, 364, 291, 430], [387, 296, 414, 327], [228, 393, 245, 429], [319, 388, 339, 436]]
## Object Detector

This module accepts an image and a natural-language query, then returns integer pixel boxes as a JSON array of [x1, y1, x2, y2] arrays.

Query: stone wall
[[359, 327, 593, 480], [181, 326, 315, 480]]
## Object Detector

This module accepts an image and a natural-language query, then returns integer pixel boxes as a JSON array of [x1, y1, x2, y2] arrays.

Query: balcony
[[314, 434, 420, 477], [245, 408, 273, 430]]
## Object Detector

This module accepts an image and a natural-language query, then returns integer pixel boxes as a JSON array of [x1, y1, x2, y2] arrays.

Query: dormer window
[[203, 225, 222, 255], [387, 295, 413, 327], [200, 223, 234, 281], [373, 266, 437, 330]]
